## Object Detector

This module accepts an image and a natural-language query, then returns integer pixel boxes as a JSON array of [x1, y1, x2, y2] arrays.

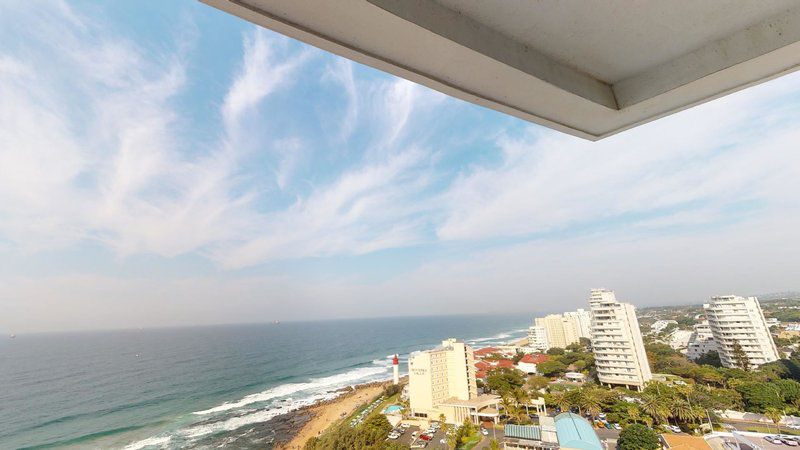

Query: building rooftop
[[504, 424, 542, 441], [440, 394, 500, 409], [662, 434, 713, 450], [519, 354, 549, 364], [202, 0, 800, 140], [554, 412, 603, 450]]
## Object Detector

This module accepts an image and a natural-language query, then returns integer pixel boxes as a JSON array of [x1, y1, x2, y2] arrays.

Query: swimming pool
[[383, 405, 402, 414]]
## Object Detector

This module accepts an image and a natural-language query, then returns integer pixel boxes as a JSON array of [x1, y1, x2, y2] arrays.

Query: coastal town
[[293, 289, 800, 450]]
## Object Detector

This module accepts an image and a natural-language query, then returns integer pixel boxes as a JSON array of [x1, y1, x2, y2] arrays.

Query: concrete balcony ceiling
[[203, 0, 800, 140]]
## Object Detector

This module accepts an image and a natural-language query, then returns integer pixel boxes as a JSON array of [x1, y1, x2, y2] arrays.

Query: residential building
[[535, 314, 579, 349], [665, 329, 693, 351], [651, 319, 678, 333], [686, 321, 717, 361], [516, 354, 549, 375], [564, 309, 592, 339], [589, 288, 652, 390], [408, 338, 499, 424], [703, 295, 780, 369], [527, 325, 549, 351]]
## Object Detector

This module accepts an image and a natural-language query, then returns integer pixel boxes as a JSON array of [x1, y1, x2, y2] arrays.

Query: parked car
[[783, 439, 798, 446], [482, 429, 489, 436]]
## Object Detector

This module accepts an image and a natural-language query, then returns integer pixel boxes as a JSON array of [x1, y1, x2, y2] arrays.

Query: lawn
[[461, 433, 483, 450], [741, 424, 800, 435]]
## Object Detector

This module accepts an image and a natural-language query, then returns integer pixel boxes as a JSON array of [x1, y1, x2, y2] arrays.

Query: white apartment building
[[564, 309, 592, 339], [535, 314, 580, 349], [527, 325, 549, 352], [703, 295, 780, 369], [589, 289, 652, 390], [651, 320, 678, 334], [686, 321, 717, 361], [408, 338, 499, 424]]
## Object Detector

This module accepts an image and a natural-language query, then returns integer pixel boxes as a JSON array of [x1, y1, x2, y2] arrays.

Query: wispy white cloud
[[436, 74, 800, 242], [3, 1, 800, 334]]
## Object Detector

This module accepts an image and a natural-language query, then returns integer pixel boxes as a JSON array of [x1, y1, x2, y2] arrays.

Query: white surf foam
[[183, 390, 341, 439], [123, 435, 171, 450], [192, 365, 389, 416]]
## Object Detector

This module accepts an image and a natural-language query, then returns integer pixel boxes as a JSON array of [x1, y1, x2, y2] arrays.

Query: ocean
[[0, 314, 531, 449]]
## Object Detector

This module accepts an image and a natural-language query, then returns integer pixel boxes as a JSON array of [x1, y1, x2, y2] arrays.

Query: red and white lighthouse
[[392, 354, 399, 385]]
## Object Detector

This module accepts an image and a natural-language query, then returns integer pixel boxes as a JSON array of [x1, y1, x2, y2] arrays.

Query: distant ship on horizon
[[9, 333, 15, 339], [272, 320, 280, 325]]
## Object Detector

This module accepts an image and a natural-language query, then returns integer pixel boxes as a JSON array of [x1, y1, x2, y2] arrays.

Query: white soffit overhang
[[201, 0, 800, 140]]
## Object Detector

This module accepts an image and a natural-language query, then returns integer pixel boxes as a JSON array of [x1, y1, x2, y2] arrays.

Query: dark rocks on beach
[[186, 409, 314, 449]]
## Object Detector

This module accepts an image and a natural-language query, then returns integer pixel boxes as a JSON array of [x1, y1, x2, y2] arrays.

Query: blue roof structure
[[554, 412, 602, 450]]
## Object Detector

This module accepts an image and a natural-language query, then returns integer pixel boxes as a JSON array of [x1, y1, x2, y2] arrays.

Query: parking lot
[[389, 423, 498, 449], [707, 434, 800, 450]]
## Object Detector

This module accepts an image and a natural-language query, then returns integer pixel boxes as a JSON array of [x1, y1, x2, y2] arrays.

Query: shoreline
[[277, 380, 390, 449]]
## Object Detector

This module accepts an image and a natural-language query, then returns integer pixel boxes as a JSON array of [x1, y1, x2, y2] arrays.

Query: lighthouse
[[392, 354, 399, 385]]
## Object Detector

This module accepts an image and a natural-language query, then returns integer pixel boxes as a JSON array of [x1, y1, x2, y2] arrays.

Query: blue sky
[[3, 1, 800, 332]]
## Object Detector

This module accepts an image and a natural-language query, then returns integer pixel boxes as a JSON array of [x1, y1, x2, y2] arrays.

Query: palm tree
[[626, 404, 653, 427], [501, 394, 518, 423], [580, 389, 603, 419], [565, 389, 584, 415], [641, 392, 671, 425], [514, 387, 531, 417], [548, 391, 571, 413], [671, 400, 701, 425], [765, 407, 784, 435]]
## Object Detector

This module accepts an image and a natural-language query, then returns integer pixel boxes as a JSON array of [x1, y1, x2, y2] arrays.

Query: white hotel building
[[703, 295, 779, 369], [589, 289, 652, 390], [408, 339, 500, 425]]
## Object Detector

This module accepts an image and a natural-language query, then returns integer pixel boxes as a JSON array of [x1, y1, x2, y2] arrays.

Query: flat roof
[[440, 394, 500, 408], [202, 0, 800, 140], [662, 434, 713, 450], [554, 412, 602, 450]]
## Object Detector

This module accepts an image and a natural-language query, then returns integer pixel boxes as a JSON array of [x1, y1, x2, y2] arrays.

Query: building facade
[[703, 295, 780, 369], [535, 314, 579, 349], [408, 338, 481, 423], [564, 309, 592, 339], [589, 289, 652, 390], [651, 319, 678, 333], [686, 321, 717, 361], [527, 325, 549, 351]]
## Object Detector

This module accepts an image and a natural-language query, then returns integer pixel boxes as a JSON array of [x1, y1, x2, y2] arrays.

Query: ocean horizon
[[0, 313, 533, 449]]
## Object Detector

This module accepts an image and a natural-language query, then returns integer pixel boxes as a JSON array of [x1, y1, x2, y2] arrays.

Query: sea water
[[0, 314, 531, 449]]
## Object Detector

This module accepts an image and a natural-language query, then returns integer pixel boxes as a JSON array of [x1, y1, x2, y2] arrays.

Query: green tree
[[526, 375, 550, 391], [695, 351, 722, 368], [731, 341, 750, 371], [489, 439, 500, 450], [546, 347, 565, 355], [640, 390, 671, 424], [618, 424, 660, 450], [486, 367, 525, 394], [537, 360, 567, 377], [579, 388, 603, 418], [765, 407, 784, 435]]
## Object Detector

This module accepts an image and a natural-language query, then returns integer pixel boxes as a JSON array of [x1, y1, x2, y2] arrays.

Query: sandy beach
[[279, 383, 387, 449]]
